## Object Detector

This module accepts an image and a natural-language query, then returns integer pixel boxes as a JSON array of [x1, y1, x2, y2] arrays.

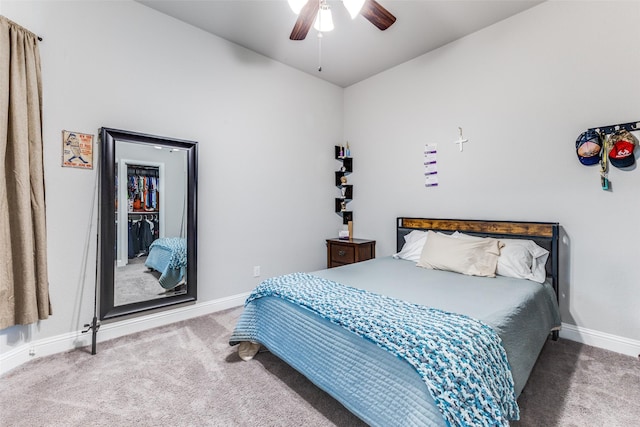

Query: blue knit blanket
[[245, 273, 519, 427], [148, 237, 187, 269]]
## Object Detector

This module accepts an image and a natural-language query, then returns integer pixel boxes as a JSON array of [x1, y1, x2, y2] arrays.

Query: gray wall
[[344, 1, 640, 350], [0, 0, 343, 357]]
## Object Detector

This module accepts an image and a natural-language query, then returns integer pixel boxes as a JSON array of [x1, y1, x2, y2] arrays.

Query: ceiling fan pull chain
[[317, 31, 323, 72]]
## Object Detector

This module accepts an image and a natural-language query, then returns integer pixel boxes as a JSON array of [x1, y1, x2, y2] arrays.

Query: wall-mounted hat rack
[[588, 120, 640, 136], [581, 120, 640, 192]]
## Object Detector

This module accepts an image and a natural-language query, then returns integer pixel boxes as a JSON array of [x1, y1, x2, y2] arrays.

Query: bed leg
[[551, 330, 559, 341]]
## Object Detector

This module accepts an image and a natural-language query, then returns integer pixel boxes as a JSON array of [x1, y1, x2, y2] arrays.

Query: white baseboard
[[0, 292, 250, 376], [4, 304, 638, 376], [559, 322, 640, 357]]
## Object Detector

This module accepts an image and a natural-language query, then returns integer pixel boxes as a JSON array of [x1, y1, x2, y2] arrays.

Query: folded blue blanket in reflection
[[241, 272, 519, 426], [145, 237, 187, 289]]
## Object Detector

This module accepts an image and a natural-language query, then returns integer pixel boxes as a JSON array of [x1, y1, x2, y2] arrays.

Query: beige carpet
[[1, 307, 638, 426], [114, 256, 179, 306]]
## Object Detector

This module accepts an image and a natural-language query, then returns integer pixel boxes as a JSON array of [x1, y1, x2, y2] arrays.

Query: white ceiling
[[136, 0, 543, 87]]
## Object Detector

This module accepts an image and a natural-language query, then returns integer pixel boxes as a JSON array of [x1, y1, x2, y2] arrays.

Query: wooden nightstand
[[326, 238, 376, 268]]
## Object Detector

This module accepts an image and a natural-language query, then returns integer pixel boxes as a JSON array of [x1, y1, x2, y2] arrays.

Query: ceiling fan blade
[[360, 0, 396, 31], [290, 0, 320, 40]]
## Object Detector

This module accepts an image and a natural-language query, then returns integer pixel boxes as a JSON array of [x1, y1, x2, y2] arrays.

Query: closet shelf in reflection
[[128, 211, 159, 214]]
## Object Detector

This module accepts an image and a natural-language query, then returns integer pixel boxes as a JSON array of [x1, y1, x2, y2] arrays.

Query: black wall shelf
[[335, 145, 353, 225]]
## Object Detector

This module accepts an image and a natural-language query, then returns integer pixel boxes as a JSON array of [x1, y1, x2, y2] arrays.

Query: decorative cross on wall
[[453, 127, 469, 152]]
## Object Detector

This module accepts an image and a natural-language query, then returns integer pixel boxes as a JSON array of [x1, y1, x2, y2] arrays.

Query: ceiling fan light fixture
[[343, 0, 365, 19], [287, 0, 307, 15], [313, 2, 334, 32]]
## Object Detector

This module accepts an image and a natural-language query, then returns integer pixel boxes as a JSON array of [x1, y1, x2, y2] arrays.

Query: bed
[[144, 237, 187, 289], [230, 218, 561, 426]]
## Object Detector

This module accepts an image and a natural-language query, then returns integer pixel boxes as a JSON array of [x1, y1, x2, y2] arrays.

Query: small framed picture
[[62, 130, 93, 169]]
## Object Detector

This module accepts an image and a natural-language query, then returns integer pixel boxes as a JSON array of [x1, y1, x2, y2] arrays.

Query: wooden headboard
[[396, 217, 560, 301]]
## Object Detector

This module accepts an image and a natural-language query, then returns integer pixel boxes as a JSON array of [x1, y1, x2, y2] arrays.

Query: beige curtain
[[0, 16, 50, 329]]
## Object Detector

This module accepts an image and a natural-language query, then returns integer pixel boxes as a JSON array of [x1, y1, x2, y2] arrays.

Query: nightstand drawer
[[330, 244, 355, 264], [326, 238, 376, 268]]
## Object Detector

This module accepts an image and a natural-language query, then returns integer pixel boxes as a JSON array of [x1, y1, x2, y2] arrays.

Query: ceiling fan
[[289, 0, 397, 41]]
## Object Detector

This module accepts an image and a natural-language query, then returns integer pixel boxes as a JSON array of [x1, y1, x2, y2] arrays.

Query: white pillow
[[417, 231, 503, 277], [497, 238, 549, 283], [453, 232, 549, 283], [393, 230, 428, 262]]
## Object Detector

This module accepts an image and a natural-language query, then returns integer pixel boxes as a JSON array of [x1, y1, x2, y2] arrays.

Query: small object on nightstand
[[326, 238, 376, 268]]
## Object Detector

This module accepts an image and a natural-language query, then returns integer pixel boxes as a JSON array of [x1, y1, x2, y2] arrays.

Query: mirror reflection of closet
[[99, 128, 197, 321], [116, 158, 170, 306]]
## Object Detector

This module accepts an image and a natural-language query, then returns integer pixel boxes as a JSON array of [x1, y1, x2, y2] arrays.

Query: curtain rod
[[1, 15, 42, 41]]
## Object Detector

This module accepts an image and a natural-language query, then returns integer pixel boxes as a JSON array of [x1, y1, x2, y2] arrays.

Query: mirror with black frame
[[99, 128, 197, 321]]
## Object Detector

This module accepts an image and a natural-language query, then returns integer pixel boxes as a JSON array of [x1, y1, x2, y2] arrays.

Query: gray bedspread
[[314, 256, 561, 396]]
